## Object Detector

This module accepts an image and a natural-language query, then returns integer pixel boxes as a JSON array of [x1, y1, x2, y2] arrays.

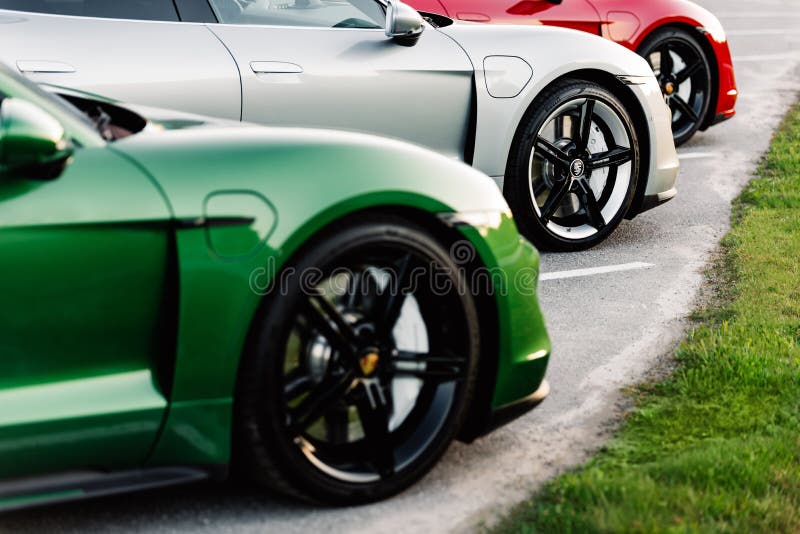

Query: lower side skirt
[[0, 466, 217, 513]]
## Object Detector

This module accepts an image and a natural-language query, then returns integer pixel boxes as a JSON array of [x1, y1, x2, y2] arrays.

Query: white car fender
[[439, 22, 677, 200]]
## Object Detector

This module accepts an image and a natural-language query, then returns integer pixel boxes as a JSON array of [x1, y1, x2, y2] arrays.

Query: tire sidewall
[[505, 80, 640, 252], [638, 27, 713, 146], [236, 217, 480, 504]]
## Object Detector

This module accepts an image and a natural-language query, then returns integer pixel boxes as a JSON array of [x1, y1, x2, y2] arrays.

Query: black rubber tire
[[235, 216, 480, 505], [505, 78, 640, 252], [638, 27, 713, 146]]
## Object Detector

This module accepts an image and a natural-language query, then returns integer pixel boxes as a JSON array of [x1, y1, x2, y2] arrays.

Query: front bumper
[[640, 76, 680, 198], [640, 186, 677, 214], [454, 213, 551, 438], [703, 33, 738, 130], [626, 75, 680, 216], [483, 379, 549, 435], [708, 109, 736, 128]]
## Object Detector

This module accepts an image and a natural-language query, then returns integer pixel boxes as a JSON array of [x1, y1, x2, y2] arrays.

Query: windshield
[[208, 0, 385, 29]]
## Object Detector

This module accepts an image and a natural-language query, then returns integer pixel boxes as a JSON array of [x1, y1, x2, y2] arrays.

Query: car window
[[175, 0, 218, 22], [207, 0, 384, 29], [0, 0, 179, 21]]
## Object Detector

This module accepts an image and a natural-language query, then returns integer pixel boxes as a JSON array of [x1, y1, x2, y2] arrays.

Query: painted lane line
[[734, 52, 800, 62], [540, 262, 654, 281], [678, 152, 717, 160], [728, 28, 800, 36], [716, 12, 800, 18]]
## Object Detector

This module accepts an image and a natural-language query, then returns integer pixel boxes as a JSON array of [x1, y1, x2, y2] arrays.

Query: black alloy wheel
[[639, 27, 713, 146], [236, 216, 480, 504], [505, 78, 640, 251]]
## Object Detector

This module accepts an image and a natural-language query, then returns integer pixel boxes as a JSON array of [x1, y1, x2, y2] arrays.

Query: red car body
[[410, 0, 737, 130]]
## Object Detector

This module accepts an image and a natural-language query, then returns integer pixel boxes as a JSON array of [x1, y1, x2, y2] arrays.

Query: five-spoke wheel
[[639, 27, 713, 146], [505, 79, 639, 251], [236, 217, 479, 504]]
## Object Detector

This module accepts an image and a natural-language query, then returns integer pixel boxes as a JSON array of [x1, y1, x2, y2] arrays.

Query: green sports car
[[0, 63, 550, 509]]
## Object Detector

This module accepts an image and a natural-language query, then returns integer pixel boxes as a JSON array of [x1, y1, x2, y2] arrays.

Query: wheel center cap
[[569, 159, 585, 178], [664, 81, 676, 95], [359, 350, 380, 376]]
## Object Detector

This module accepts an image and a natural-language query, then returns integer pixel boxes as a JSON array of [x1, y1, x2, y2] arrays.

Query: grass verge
[[494, 102, 800, 533]]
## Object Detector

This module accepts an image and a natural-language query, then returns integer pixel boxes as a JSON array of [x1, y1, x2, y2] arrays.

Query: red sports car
[[409, 0, 737, 145]]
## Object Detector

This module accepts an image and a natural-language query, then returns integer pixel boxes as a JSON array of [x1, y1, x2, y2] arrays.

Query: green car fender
[[111, 126, 548, 466]]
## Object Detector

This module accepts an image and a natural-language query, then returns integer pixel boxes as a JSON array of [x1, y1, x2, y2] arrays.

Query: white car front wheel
[[505, 79, 640, 251]]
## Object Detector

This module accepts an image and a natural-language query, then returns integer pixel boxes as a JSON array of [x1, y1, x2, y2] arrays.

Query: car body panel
[[440, 0, 601, 34], [0, 11, 241, 120], [595, 0, 737, 125], [437, 23, 677, 198], [0, 143, 173, 479], [0, 3, 677, 219], [407, 0, 448, 16], [111, 126, 519, 457], [0, 68, 550, 502], [0, 69, 551, 502], [456, 219, 549, 408], [207, 23, 473, 159], [414, 0, 737, 126]]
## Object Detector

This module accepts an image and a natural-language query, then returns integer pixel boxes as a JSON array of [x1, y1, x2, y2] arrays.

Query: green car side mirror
[[0, 97, 74, 181]]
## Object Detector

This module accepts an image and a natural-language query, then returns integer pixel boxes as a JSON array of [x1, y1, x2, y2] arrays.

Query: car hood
[[438, 21, 654, 78], [41, 83, 510, 220], [113, 120, 510, 221]]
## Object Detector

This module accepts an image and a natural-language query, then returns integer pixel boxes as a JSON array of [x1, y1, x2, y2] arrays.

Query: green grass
[[494, 103, 800, 534]]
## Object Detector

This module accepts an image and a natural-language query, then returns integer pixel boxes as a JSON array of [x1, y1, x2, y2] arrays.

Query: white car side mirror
[[385, 0, 424, 46]]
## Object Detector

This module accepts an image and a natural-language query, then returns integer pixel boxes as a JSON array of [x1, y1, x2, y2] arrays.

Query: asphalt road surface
[[3, 0, 800, 531]]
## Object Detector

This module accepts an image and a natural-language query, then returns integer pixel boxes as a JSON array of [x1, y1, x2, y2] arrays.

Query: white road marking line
[[734, 52, 800, 62], [728, 28, 800, 36], [540, 262, 654, 281], [717, 12, 800, 18], [678, 152, 717, 160]]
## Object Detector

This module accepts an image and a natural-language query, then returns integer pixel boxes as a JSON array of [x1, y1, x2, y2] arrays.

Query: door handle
[[250, 61, 303, 74], [456, 12, 490, 22], [16, 60, 77, 74]]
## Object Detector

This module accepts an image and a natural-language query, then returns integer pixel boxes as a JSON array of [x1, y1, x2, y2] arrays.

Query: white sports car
[[0, 0, 679, 250]]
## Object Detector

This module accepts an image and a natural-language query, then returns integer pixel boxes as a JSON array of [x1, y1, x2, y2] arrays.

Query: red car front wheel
[[639, 27, 713, 146]]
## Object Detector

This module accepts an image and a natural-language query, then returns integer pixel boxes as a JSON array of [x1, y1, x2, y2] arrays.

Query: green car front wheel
[[236, 216, 480, 504]]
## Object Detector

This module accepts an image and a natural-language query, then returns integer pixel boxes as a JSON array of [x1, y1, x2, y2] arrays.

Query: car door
[[406, 0, 449, 15], [0, 0, 241, 120], [205, 0, 474, 160], [0, 96, 174, 479], [442, 0, 600, 34]]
